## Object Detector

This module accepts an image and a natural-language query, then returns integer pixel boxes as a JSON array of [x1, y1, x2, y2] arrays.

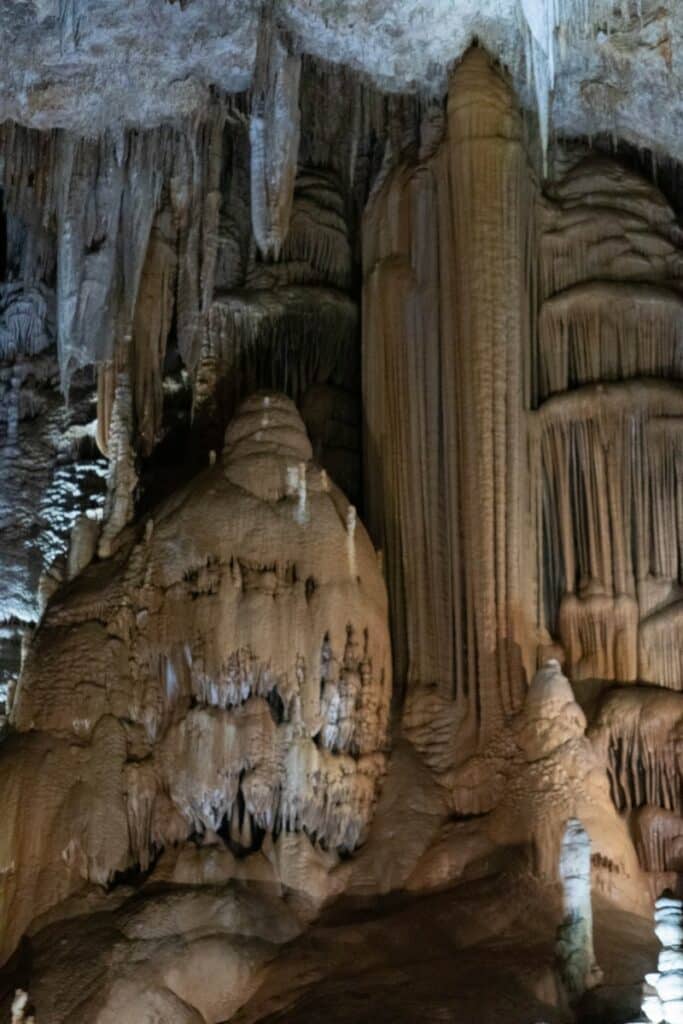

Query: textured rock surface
[[0, 392, 391, 971], [0, 8, 681, 1021], [0, 1, 682, 166]]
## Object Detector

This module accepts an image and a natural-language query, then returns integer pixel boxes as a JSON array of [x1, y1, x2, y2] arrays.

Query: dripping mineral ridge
[[0, 2, 683, 1023]]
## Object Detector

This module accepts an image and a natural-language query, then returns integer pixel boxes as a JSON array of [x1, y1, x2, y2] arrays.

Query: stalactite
[[131, 205, 178, 456], [534, 380, 683, 677], [633, 806, 683, 873], [540, 156, 683, 301], [538, 282, 683, 399], [591, 686, 682, 815], [0, 122, 58, 285], [249, 13, 301, 259], [174, 110, 226, 373], [519, 0, 558, 171], [55, 130, 165, 393], [97, 370, 137, 558], [278, 170, 352, 290]]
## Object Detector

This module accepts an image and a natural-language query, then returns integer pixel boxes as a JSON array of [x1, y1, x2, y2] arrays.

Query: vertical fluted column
[[447, 48, 534, 731]]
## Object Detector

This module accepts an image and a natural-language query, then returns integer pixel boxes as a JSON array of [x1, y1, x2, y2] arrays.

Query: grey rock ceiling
[[0, 0, 681, 159]]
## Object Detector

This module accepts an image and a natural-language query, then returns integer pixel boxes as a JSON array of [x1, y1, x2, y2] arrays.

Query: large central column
[[363, 47, 535, 749], [447, 48, 533, 732]]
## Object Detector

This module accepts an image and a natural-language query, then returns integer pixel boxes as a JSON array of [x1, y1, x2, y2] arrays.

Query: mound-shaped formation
[[0, 392, 391, 967]]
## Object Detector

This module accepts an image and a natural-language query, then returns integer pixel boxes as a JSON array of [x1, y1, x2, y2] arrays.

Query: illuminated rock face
[[363, 49, 683, 897], [363, 47, 535, 746], [639, 896, 683, 1024], [556, 818, 603, 1002], [0, 392, 391, 966], [1, 32, 683, 1024]]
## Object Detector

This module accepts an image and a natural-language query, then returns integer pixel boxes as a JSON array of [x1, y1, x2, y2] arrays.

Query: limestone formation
[[556, 818, 603, 1002], [0, 9, 681, 1022], [638, 896, 683, 1024], [0, 392, 391, 969], [363, 48, 535, 743]]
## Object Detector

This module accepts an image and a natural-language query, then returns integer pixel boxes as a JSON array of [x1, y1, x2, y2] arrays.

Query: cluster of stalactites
[[0, 111, 227, 437], [533, 149, 683, 689], [0, 283, 55, 362], [540, 156, 683, 304], [591, 687, 682, 820], [633, 807, 682, 875], [588, 687, 682, 876], [534, 381, 683, 681], [538, 282, 683, 400]]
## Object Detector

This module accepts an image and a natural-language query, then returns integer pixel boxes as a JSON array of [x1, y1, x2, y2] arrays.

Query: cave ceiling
[[0, 0, 680, 161]]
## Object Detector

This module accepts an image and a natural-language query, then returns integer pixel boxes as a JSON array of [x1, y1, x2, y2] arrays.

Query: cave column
[[447, 49, 535, 731]]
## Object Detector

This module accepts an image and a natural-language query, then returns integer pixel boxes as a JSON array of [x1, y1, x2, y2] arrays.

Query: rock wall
[[363, 45, 682, 891], [0, 30, 681, 1024]]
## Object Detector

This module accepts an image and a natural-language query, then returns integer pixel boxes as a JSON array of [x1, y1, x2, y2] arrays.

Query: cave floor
[[230, 873, 656, 1024]]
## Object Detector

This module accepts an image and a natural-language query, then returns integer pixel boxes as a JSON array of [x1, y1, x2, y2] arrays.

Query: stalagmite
[[638, 896, 683, 1024], [97, 370, 137, 558], [556, 817, 602, 1001], [10, 991, 33, 1024], [0, 392, 391, 965]]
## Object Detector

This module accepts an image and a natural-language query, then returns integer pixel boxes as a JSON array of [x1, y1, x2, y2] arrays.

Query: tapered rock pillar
[[447, 48, 533, 731], [363, 47, 534, 748]]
